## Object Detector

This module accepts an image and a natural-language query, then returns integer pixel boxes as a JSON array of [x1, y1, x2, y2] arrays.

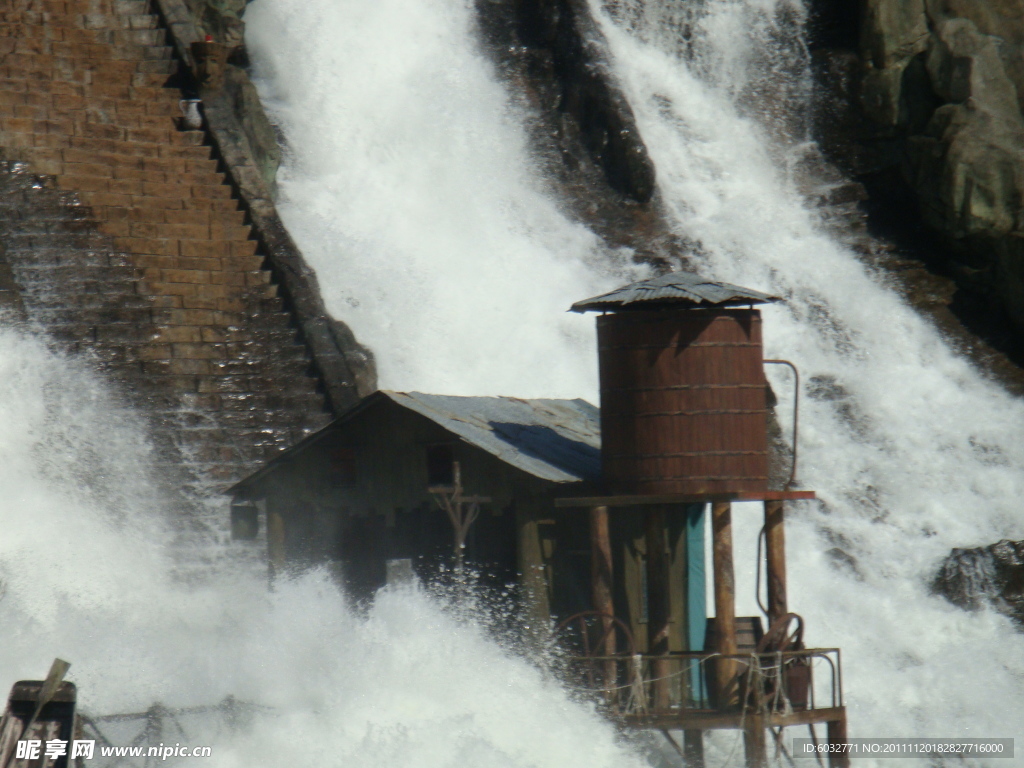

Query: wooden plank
[[555, 491, 816, 508]]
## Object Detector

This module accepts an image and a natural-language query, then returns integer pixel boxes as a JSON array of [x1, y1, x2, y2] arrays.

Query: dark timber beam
[[828, 713, 850, 768], [712, 501, 739, 708], [646, 506, 671, 710], [764, 499, 787, 625], [589, 504, 617, 699], [589, 505, 615, 646]]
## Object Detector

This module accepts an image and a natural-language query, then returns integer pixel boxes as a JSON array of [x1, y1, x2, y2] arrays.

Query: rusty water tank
[[572, 272, 779, 496]]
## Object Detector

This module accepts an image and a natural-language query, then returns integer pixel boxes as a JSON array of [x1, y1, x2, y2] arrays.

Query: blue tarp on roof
[[385, 391, 600, 483]]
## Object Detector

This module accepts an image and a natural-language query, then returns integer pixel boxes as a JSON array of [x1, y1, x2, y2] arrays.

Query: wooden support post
[[590, 506, 615, 638], [590, 505, 616, 698], [517, 505, 551, 645], [267, 510, 286, 584], [684, 730, 705, 768], [646, 507, 671, 710], [743, 714, 767, 768], [764, 500, 787, 625], [712, 501, 739, 709], [827, 714, 850, 768]]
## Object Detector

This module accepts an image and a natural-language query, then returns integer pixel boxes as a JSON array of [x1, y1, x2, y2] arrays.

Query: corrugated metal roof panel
[[385, 391, 600, 483], [571, 271, 779, 312]]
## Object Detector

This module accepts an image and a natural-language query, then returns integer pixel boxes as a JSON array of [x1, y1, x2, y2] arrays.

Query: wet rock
[[861, 0, 929, 71], [514, 0, 656, 202], [933, 539, 1024, 625], [858, 0, 928, 127], [183, 0, 248, 46], [811, 0, 1024, 343], [825, 547, 863, 581], [221, 64, 281, 196]]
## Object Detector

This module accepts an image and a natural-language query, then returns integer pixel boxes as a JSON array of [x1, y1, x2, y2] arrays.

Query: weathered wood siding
[[246, 398, 588, 606]]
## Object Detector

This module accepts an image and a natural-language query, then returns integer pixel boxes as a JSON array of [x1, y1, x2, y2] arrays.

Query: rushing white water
[[5, 0, 1023, 763], [591, 0, 1024, 758], [0, 328, 647, 767], [243, 0, 645, 399], [242, 0, 1024, 762]]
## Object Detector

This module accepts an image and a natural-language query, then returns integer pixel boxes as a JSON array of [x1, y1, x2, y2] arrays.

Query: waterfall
[[243, 0, 646, 399], [245, 0, 1024, 756], [1, 0, 1021, 764], [0, 324, 645, 766], [589, 0, 1024, 744]]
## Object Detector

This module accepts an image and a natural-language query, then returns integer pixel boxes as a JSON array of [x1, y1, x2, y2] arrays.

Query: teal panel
[[686, 503, 707, 651]]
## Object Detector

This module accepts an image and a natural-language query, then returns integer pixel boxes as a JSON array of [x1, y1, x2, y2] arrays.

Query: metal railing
[[77, 697, 272, 768], [557, 648, 842, 717]]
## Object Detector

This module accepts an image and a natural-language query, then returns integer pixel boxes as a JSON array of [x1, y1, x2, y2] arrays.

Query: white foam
[[0, 325, 647, 765], [590, 0, 1024, 758], [246, 0, 1024, 758], [244, 0, 643, 399], [3, 0, 1017, 763]]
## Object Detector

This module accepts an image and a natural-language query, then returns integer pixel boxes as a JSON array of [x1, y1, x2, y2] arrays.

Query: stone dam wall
[[0, 0, 375, 513]]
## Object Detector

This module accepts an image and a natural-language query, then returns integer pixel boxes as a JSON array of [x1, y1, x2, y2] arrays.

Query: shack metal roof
[[571, 271, 779, 312], [229, 390, 601, 495], [389, 392, 600, 482]]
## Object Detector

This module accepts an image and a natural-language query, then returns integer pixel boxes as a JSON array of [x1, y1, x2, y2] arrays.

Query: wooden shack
[[228, 389, 707, 654]]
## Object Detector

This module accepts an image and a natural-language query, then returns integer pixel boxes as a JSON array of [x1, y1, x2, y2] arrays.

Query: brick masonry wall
[[0, 0, 369, 512]]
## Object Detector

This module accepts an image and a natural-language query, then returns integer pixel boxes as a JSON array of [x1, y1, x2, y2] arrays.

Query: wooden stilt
[[684, 730, 705, 768], [590, 506, 615, 641], [743, 714, 767, 768], [827, 714, 850, 768], [267, 510, 286, 583], [764, 500, 787, 625], [517, 505, 551, 643], [646, 506, 671, 710], [711, 501, 739, 708], [590, 505, 616, 698]]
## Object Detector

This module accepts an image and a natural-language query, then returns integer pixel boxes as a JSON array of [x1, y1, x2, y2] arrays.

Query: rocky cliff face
[[812, 0, 1024, 339], [806, 1, 1024, 623]]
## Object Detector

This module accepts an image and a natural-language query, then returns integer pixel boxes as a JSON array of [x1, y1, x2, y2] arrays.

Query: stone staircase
[[0, 0, 334, 511]]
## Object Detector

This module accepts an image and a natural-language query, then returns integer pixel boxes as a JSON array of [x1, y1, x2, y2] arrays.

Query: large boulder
[[859, 0, 928, 126], [905, 17, 1024, 239], [933, 539, 1024, 625], [926, 0, 1024, 115]]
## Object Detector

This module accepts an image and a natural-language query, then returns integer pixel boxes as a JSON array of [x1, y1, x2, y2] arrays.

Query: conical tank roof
[[571, 271, 779, 312]]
